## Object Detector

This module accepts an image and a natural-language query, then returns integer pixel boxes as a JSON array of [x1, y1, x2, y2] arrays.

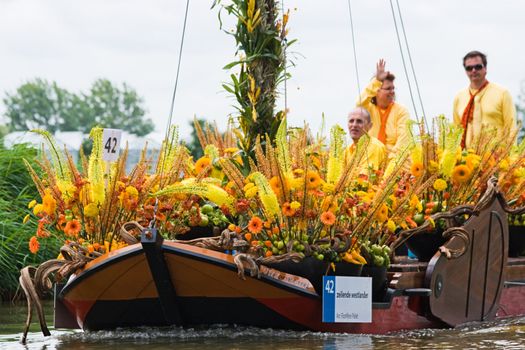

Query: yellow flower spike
[[322, 182, 335, 194], [252, 172, 281, 220], [428, 160, 439, 174], [326, 124, 346, 184], [28, 200, 37, 209], [23, 214, 30, 224], [428, 217, 436, 228]]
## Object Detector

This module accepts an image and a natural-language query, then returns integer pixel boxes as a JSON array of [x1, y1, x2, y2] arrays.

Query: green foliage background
[[0, 142, 61, 301], [3, 78, 155, 136]]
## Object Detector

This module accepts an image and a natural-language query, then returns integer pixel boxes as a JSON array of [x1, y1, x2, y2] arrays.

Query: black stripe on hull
[[83, 297, 306, 331]]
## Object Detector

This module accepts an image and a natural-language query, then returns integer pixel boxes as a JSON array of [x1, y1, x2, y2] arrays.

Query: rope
[[160, 0, 190, 179], [394, 0, 427, 127], [346, 0, 362, 105], [281, 0, 288, 112], [388, 0, 420, 125]]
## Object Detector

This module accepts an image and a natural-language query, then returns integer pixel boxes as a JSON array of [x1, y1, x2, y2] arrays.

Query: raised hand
[[376, 59, 389, 81]]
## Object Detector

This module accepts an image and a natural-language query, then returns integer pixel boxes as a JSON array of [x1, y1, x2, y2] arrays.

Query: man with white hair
[[345, 107, 386, 173]]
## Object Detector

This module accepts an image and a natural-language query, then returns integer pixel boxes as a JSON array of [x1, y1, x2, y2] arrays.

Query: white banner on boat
[[102, 128, 122, 162], [322, 276, 372, 323]]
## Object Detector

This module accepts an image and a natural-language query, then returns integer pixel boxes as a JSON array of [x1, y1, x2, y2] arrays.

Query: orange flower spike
[[271, 226, 280, 235], [265, 250, 273, 257], [87, 245, 94, 254], [234, 226, 242, 234], [264, 240, 272, 248], [244, 233, 252, 241]]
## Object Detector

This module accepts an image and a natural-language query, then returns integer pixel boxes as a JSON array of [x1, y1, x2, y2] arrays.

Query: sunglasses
[[465, 64, 484, 72]]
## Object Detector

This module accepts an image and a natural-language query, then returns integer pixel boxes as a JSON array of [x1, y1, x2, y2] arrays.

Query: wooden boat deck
[[388, 256, 525, 291]]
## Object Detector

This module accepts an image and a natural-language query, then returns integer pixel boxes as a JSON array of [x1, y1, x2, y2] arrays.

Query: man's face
[[376, 80, 395, 108], [347, 111, 371, 141], [464, 56, 487, 85]]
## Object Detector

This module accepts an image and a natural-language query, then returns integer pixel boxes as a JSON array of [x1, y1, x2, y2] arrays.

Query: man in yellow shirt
[[453, 50, 517, 149], [357, 59, 410, 159], [345, 107, 386, 174]]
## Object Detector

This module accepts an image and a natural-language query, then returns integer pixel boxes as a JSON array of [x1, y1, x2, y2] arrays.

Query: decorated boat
[[17, 1, 525, 344]]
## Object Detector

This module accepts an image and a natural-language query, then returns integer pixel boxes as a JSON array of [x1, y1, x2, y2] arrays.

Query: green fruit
[[297, 244, 305, 252], [316, 254, 325, 261], [272, 247, 279, 255], [277, 241, 285, 250], [199, 215, 209, 227], [373, 255, 385, 266], [382, 245, 391, 255], [371, 244, 382, 255], [201, 204, 213, 214], [413, 213, 425, 225]]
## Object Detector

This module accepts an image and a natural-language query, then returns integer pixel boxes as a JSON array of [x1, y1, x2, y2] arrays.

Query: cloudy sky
[[1, 0, 524, 142]]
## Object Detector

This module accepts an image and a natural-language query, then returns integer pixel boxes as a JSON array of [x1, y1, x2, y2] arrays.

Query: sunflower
[[194, 156, 212, 174], [64, 219, 82, 237], [410, 162, 424, 178], [452, 164, 472, 184], [282, 202, 296, 216], [320, 211, 336, 226], [305, 170, 322, 190], [29, 236, 39, 254], [433, 178, 448, 192], [247, 216, 263, 234]]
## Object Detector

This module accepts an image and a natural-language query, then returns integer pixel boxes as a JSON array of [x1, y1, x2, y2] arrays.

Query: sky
[[1, 0, 524, 144]]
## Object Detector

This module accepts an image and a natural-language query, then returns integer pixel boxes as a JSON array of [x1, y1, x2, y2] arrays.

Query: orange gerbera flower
[[194, 156, 212, 174], [410, 162, 424, 178], [29, 236, 40, 254], [282, 202, 296, 216], [305, 170, 322, 190], [320, 211, 336, 226], [247, 216, 263, 234], [452, 164, 472, 184], [64, 219, 82, 237]]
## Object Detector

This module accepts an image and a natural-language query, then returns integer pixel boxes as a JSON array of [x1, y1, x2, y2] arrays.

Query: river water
[[2, 302, 525, 350]]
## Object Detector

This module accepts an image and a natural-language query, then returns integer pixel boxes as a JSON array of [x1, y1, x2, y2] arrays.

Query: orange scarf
[[377, 103, 394, 144], [460, 81, 489, 148]]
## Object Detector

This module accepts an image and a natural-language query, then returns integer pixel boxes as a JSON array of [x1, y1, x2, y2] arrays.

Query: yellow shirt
[[344, 135, 386, 174], [357, 78, 411, 158], [453, 82, 517, 148]]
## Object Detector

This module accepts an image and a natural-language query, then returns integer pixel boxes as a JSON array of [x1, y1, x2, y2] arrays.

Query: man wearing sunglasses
[[453, 50, 517, 148], [357, 59, 410, 160]]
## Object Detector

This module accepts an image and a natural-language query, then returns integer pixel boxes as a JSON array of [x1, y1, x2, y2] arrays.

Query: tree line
[[2, 78, 154, 136]]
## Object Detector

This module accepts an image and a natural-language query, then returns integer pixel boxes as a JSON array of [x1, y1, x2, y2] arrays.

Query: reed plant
[[0, 142, 60, 301]]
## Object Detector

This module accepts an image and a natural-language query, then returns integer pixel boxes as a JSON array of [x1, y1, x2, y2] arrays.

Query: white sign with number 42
[[102, 129, 122, 162]]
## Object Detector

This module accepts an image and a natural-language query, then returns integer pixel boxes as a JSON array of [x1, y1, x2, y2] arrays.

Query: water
[[2, 302, 525, 350]]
